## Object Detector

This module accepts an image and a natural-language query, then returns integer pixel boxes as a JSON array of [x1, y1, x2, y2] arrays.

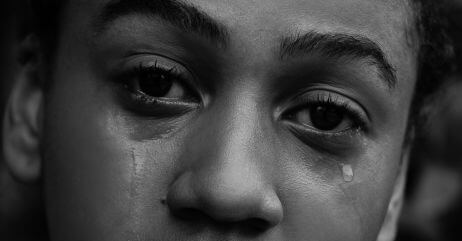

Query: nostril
[[172, 207, 208, 221], [241, 218, 271, 232], [173, 207, 271, 234]]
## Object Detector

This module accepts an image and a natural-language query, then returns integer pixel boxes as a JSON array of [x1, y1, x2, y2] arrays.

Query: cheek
[[279, 172, 363, 240], [276, 138, 402, 241], [41, 54, 405, 241], [41, 74, 182, 240]]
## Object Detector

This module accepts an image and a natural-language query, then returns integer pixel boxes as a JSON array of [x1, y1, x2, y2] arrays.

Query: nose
[[166, 99, 283, 232], [167, 168, 283, 230]]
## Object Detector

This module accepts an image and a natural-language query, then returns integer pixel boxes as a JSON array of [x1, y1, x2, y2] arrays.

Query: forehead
[[62, 0, 414, 62], [188, 0, 410, 35], [65, 0, 412, 36]]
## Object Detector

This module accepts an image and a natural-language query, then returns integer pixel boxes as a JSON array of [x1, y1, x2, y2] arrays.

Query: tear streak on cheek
[[130, 147, 146, 198], [126, 146, 148, 239], [334, 161, 365, 240], [338, 180, 365, 241]]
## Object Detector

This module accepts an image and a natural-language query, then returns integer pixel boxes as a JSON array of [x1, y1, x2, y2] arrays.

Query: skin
[[3, 0, 418, 240]]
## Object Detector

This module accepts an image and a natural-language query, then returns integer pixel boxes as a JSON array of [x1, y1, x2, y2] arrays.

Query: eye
[[294, 104, 353, 132], [127, 62, 190, 100], [284, 92, 367, 133], [114, 56, 201, 115]]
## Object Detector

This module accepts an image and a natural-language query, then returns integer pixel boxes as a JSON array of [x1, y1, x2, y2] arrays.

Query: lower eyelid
[[285, 116, 358, 135], [129, 90, 199, 107], [110, 81, 200, 117], [283, 120, 362, 154]]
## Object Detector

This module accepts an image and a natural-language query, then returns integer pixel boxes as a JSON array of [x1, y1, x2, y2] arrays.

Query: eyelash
[[129, 62, 186, 87], [110, 59, 205, 117], [120, 62, 194, 101], [287, 92, 368, 131]]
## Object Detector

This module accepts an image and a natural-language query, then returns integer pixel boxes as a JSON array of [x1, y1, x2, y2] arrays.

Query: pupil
[[309, 105, 343, 130], [139, 70, 173, 97]]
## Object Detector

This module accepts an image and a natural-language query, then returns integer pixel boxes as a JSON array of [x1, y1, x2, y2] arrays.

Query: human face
[[41, 0, 417, 240]]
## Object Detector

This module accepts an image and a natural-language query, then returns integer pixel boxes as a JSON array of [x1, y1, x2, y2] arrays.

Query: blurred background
[[0, 1, 461, 241], [396, 1, 462, 240]]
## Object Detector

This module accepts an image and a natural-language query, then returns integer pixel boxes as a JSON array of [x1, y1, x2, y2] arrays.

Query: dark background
[[395, 1, 462, 241], [1, 1, 461, 240]]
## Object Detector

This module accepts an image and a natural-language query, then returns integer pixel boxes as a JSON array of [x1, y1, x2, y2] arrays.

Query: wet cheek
[[278, 166, 363, 241], [335, 146, 402, 241], [93, 111, 191, 237], [274, 146, 363, 240], [276, 136, 397, 240], [42, 95, 184, 240]]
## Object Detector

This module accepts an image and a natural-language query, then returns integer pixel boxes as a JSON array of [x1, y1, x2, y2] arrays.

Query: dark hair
[[29, 0, 454, 134], [410, 0, 454, 138]]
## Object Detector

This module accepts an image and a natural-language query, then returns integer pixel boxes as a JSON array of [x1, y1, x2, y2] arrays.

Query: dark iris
[[138, 67, 174, 97], [309, 105, 344, 131]]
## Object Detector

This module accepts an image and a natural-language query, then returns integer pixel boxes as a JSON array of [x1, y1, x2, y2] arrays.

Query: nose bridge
[[219, 90, 262, 163], [167, 89, 283, 229], [212, 85, 276, 177], [195, 89, 270, 201]]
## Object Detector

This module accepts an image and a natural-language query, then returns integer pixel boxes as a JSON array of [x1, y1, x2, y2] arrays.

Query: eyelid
[[117, 53, 205, 101], [123, 54, 193, 79], [281, 88, 371, 132], [122, 52, 201, 88], [285, 88, 370, 118], [108, 54, 206, 117]]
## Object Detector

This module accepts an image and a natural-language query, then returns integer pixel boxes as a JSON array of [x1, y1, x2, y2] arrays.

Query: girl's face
[[41, 0, 417, 240]]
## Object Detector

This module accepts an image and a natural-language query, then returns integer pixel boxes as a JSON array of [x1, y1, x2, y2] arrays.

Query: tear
[[339, 163, 354, 182]]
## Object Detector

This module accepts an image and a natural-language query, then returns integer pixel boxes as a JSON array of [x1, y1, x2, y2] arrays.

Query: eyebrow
[[96, 1, 395, 88], [280, 32, 397, 88], [95, 0, 229, 47]]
